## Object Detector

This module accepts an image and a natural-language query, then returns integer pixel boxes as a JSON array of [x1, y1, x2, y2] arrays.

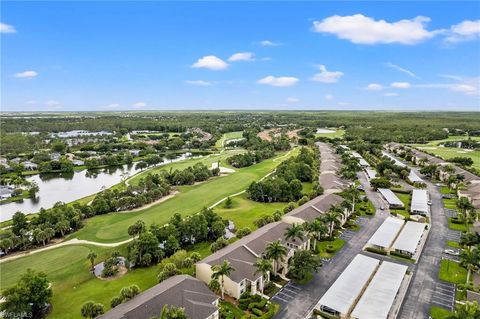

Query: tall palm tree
[[306, 219, 328, 251], [459, 248, 480, 285], [457, 197, 474, 226], [211, 260, 235, 300], [264, 240, 287, 275], [254, 258, 273, 295], [284, 224, 304, 243], [323, 208, 341, 238], [87, 251, 97, 271], [344, 185, 360, 213]]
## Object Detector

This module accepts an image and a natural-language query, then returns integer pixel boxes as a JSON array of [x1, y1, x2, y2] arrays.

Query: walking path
[[0, 149, 294, 264]]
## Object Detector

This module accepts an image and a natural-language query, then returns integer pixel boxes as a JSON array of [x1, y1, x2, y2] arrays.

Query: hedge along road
[[70, 148, 298, 243]]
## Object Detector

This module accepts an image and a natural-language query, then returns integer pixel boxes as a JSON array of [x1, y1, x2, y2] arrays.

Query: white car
[[428, 200, 432, 205], [444, 249, 459, 256]]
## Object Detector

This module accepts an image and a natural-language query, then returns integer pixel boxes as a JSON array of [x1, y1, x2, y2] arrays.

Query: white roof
[[351, 261, 408, 319], [378, 188, 405, 207], [381, 151, 407, 168], [318, 254, 380, 315], [367, 217, 404, 249], [351, 151, 363, 159], [365, 168, 377, 179], [408, 171, 423, 183], [410, 189, 429, 213], [359, 159, 370, 166], [392, 221, 426, 254]]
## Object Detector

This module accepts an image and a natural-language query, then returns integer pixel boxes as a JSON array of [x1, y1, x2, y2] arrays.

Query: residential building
[[98, 275, 219, 319], [196, 221, 310, 299]]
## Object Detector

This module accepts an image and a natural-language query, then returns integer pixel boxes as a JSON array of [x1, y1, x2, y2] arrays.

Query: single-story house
[[72, 159, 85, 166], [0, 186, 14, 199], [21, 161, 38, 170]]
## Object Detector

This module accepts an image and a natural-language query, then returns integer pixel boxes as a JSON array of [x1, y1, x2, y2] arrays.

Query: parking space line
[[271, 295, 289, 303], [285, 284, 301, 291]]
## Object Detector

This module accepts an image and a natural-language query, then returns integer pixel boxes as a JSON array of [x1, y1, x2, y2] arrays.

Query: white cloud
[[287, 97, 300, 103], [383, 92, 399, 97], [26, 100, 37, 105], [191, 55, 229, 70], [14, 70, 38, 78], [325, 94, 334, 100], [391, 82, 411, 89], [45, 100, 60, 107], [0, 22, 16, 33], [385, 62, 417, 78], [416, 83, 479, 96], [313, 14, 436, 45], [228, 52, 255, 62], [365, 83, 383, 91], [133, 102, 146, 108], [311, 65, 343, 83], [337, 102, 350, 106], [257, 76, 299, 87], [260, 40, 282, 47], [106, 103, 120, 108], [185, 80, 213, 86], [445, 20, 480, 43]]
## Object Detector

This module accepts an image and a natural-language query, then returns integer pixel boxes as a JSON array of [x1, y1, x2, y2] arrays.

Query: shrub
[[272, 211, 282, 221], [365, 247, 387, 255], [390, 251, 413, 260], [190, 252, 201, 263], [252, 308, 263, 316], [110, 296, 123, 308], [236, 227, 252, 239], [326, 245, 335, 253], [297, 196, 309, 206], [283, 202, 296, 214]]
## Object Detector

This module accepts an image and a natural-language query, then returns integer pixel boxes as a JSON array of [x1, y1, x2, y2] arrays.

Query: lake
[[0, 153, 196, 221]]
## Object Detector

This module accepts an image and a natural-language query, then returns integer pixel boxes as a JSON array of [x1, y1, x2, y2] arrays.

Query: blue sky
[[1, 1, 479, 111]]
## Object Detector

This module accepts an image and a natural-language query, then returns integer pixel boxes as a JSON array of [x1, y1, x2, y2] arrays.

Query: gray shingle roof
[[98, 275, 218, 319]]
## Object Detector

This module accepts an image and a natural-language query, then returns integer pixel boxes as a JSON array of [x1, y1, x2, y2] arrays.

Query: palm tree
[[254, 258, 273, 295], [284, 224, 304, 243], [55, 220, 70, 237], [457, 197, 474, 226], [323, 208, 341, 238], [344, 185, 360, 213], [449, 301, 480, 319], [459, 248, 480, 285], [34, 228, 47, 246], [264, 240, 287, 275], [211, 260, 235, 299], [306, 219, 328, 251], [87, 251, 97, 271]]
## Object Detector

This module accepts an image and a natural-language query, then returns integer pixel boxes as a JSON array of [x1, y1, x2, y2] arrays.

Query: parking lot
[[445, 230, 462, 242], [444, 208, 457, 219], [430, 281, 456, 311], [271, 282, 302, 304]]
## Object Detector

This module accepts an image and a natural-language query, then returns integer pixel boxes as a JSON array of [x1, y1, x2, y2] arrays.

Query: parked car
[[444, 249, 459, 256], [428, 200, 432, 205], [380, 206, 385, 210]]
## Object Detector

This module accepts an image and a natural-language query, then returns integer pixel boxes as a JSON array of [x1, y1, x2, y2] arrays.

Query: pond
[[0, 152, 196, 221]]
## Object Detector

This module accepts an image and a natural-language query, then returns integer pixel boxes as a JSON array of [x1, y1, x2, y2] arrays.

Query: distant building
[[129, 149, 141, 157], [21, 161, 38, 170], [50, 153, 61, 161], [0, 186, 14, 200], [72, 159, 85, 166]]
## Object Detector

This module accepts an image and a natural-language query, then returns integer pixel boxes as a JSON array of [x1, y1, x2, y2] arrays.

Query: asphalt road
[[273, 171, 389, 319], [397, 165, 451, 318], [273, 151, 452, 319]]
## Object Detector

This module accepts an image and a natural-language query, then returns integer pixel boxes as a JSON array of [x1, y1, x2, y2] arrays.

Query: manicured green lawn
[[391, 191, 411, 219], [314, 129, 345, 139], [440, 186, 456, 195], [446, 240, 461, 248], [430, 306, 453, 319], [315, 238, 345, 258], [0, 240, 216, 319], [214, 193, 286, 230], [220, 301, 245, 319], [71, 150, 297, 243], [448, 218, 471, 232], [215, 131, 244, 148], [443, 198, 458, 210], [414, 146, 480, 171], [439, 259, 468, 285]]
